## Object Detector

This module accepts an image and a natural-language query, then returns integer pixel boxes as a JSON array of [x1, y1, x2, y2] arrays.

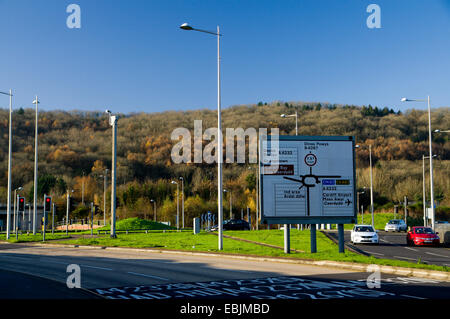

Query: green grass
[[0, 233, 71, 243], [56, 229, 449, 272], [97, 217, 176, 231], [57, 231, 291, 257], [71, 217, 177, 235], [225, 229, 449, 271]]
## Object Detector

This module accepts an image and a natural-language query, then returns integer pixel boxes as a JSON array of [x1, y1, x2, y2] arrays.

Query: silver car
[[384, 219, 407, 232]]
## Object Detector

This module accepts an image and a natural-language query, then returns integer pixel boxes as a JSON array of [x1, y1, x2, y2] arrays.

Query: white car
[[384, 219, 407, 232], [351, 225, 379, 244]]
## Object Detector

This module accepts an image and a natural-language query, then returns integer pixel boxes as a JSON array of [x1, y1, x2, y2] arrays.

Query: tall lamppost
[[355, 144, 374, 227], [369, 145, 374, 227], [179, 177, 184, 229], [357, 189, 366, 221], [13, 187, 23, 237], [422, 155, 437, 226], [171, 180, 179, 230], [0, 89, 13, 239], [180, 22, 224, 249], [150, 199, 157, 222], [105, 110, 117, 238], [401, 96, 435, 229], [32, 97, 39, 235], [280, 112, 298, 136], [66, 189, 74, 235]]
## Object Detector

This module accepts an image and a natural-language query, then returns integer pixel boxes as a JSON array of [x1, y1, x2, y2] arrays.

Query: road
[[0, 242, 449, 300], [326, 230, 450, 267]]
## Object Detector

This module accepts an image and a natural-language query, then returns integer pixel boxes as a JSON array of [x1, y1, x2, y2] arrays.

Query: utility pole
[[180, 177, 184, 229], [404, 196, 408, 224], [52, 203, 55, 234], [32, 96, 39, 235], [369, 145, 374, 228], [90, 202, 94, 237], [1, 89, 13, 240], [106, 110, 117, 238], [66, 190, 70, 235]]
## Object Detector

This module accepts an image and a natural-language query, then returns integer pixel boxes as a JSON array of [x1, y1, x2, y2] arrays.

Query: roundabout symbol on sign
[[304, 153, 317, 167]]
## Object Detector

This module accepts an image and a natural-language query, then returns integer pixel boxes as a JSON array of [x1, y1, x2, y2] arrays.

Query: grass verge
[[0, 233, 71, 243], [55, 229, 448, 272]]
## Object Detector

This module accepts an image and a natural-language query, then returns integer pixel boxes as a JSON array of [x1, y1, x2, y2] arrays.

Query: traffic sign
[[260, 136, 356, 225]]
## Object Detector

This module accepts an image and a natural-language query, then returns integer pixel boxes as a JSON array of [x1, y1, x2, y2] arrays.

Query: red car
[[407, 227, 440, 247]]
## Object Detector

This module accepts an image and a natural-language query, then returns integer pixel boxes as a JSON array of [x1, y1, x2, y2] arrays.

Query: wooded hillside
[[0, 101, 448, 225]]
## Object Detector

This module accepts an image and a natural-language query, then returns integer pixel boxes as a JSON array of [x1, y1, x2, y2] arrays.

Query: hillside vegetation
[[0, 101, 448, 226]]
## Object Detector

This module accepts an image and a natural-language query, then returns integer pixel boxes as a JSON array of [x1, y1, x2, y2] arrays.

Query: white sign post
[[260, 136, 356, 253]]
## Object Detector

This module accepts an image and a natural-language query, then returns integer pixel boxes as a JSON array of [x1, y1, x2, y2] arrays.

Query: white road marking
[[127, 271, 169, 281], [400, 294, 426, 300], [425, 252, 448, 258], [393, 256, 417, 261], [81, 265, 113, 271], [380, 239, 390, 243], [404, 247, 418, 252]]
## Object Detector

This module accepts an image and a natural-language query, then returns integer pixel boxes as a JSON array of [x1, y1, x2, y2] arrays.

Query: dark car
[[211, 219, 251, 231]]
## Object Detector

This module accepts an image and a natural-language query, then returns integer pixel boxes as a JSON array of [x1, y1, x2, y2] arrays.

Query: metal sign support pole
[[43, 195, 46, 242], [310, 224, 317, 253], [52, 203, 55, 234], [284, 224, 290, 254], [15, 194, 19, 241], [338, 224, 345, 253], [91, 202, 94, 237]]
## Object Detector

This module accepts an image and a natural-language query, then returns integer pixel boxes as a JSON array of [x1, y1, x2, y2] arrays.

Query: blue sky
[[0, 0, 450, 113]]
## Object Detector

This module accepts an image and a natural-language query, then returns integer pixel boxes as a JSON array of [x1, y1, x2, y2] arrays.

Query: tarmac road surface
[[0, 243, 449, 300]]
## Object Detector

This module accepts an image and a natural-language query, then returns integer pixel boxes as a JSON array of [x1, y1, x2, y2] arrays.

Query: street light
[[434, 129, 450, 133], [150, 199, 157, 222], [106, 110, 117, 238], [179, 177, 184, 229], [357, 188, 366, 222], [280, 112, 298, 136], [355, 144, 375, 227], [401, 96, 436, 229], [1, 89, 13, 239], [32, 97, 40, 235], [422, 154, 437, 227], [180, 22, 224, 249], [171, 180, 179, 230], [13, 187, 23, 239], [66, 189, 74, 235]]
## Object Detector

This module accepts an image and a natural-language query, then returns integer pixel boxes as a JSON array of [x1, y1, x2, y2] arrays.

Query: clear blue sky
[[1, 0, 450, 113]]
